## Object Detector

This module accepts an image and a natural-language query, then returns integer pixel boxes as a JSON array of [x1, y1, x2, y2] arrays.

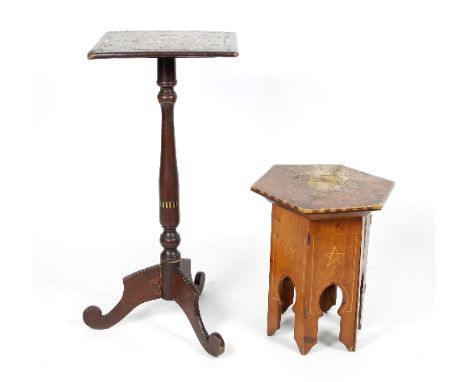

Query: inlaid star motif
[[323, 246, 345, 267], [281, 241, 297, 258]]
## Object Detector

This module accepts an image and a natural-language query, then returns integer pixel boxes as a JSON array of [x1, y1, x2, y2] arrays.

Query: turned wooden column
[[157, 57, 181, 300], [251, 164, 394, 355]]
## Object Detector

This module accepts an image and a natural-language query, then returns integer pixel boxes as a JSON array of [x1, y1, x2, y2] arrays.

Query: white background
[[9, 0, 467, 381]]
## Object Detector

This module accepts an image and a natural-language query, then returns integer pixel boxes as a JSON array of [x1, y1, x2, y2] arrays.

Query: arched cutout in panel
[[316, 284, 345, 349], [316, 281, 349, 316], [278, 276, 295, 314]]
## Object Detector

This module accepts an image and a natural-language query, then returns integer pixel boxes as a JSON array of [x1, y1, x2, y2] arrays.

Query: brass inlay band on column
[[160, 201, 178, 209]]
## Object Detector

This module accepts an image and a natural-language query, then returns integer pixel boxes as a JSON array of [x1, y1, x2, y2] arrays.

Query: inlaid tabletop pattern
[[88, 31, 238, 59], [251, 165, 394, 214]]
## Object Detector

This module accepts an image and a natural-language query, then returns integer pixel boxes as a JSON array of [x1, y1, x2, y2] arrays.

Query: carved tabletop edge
[[88, 51, 239, 59], [87, 31, 239, 59]]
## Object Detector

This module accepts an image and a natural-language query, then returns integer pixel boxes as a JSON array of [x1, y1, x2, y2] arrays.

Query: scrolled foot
[[194, 271, 205, 294], [83, 305, 106, 328], [180, 259, 205, 294], [173, 269, 224, 357], [206, 332, 225, 357], [83, 265, 161, 330]]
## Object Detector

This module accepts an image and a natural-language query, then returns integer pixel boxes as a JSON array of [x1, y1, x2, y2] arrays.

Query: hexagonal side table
[[251, 165, 394, 354]]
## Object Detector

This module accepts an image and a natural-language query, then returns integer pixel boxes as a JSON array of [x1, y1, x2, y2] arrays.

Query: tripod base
[[83, 259, 224, 357]]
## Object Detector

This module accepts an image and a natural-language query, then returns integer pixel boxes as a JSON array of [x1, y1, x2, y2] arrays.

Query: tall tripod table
[[82, 31, 238, 357]]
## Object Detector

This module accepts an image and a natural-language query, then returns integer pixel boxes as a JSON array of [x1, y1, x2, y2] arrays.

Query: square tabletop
[[88, 31, 238, 59]]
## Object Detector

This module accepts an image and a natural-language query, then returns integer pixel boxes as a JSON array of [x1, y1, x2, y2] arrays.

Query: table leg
[[83, 265, 161, 329]]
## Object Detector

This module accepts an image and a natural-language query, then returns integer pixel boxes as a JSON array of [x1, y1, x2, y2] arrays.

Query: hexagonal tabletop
[[251, 165, 394, 214]]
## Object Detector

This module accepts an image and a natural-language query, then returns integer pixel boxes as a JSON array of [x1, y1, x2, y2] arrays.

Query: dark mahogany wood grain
[[83, 36, 236, 356], [173, 269, 225, 356], [157, 57, 181, 301], [83, 265, 161, 329]]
